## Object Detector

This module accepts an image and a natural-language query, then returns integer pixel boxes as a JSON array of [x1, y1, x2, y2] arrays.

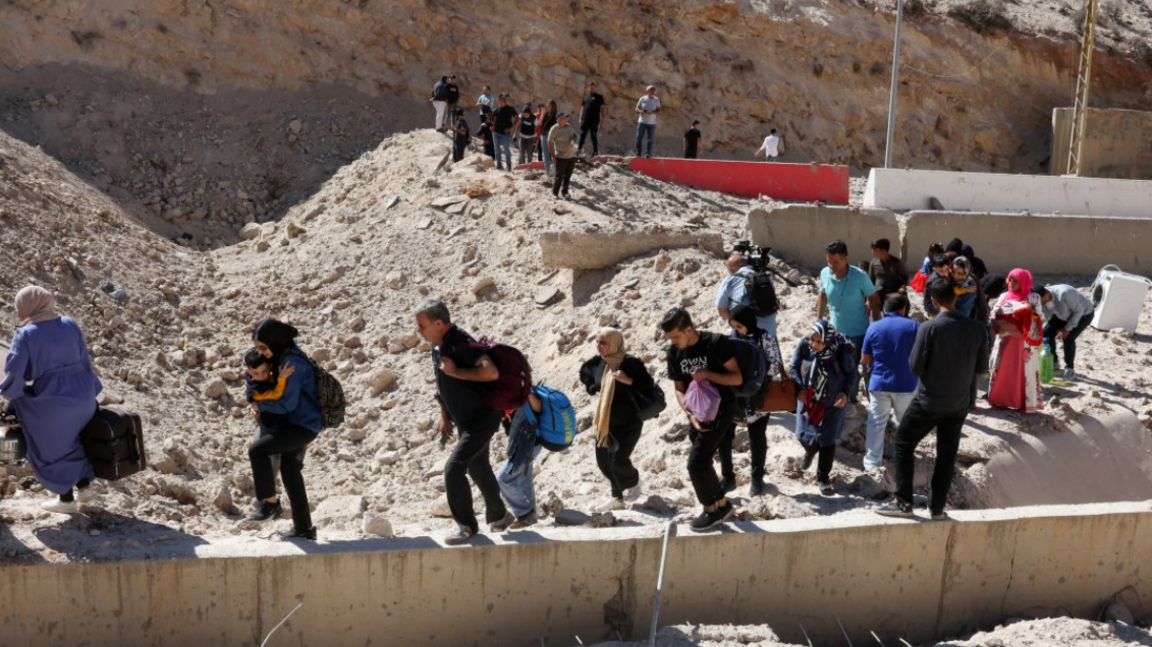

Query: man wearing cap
[[493, 94, 520, 171], [684, 120, 702, 159], [445, 75, 461, 129], [431, 75, 451, 132], [635, 85, 661, 158], [548, 112, 579, 199]]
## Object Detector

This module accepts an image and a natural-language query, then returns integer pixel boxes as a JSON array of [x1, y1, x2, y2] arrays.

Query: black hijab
[[253, 319, 299, 361], [729, 304, 764, 338]]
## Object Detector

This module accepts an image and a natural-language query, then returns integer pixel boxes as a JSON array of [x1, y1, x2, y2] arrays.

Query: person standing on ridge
[[684, 120, 702, 159], [634, 85, 661, 158], [578, 82, 607, 157]]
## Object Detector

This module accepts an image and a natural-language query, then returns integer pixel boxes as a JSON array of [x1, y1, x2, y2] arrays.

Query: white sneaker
[[598, 497, 626, 512], [623, 485, 644, 502], [1063, 368, 1076, 382], [41, 499, 80, 514], [76, 487, 99, 505]]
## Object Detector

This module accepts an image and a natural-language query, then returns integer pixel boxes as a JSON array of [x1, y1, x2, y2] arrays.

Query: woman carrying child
[[244, 319, 321, 540]]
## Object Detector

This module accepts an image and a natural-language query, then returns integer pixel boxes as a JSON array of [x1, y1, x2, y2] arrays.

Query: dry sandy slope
[[0, 129, 1149, 566]]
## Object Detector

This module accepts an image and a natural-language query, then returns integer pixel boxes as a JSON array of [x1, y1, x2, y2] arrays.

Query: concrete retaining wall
[[864, 168, 1152, 219], [539, 230, 724, 270], [1051, 107, 1152, 180], [630, 158, 850, 204], [747, 205, 901, 269], [903, 210, 1152, 275], [3, 504, 1147, 647]]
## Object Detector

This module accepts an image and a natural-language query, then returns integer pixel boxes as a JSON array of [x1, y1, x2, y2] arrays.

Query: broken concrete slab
[[539, 229, 724, 270]]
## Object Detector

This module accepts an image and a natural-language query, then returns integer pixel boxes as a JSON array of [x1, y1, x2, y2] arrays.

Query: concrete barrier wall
[[3, 504, 1147, 647], [630, 158, 850, 204], [903, 210, 1152, 275], [864, 168, 1152, 218], [539, 230, 724, 270], [747, 205, 901, 270], [1051, 107, 1152, 180]]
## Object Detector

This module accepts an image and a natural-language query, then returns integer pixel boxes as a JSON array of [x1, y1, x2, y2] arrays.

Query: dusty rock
[[553, 509, 591, 526], [313, 495, 366, 529], [239, 222, 262, 240], [362, 514, 394, 538]]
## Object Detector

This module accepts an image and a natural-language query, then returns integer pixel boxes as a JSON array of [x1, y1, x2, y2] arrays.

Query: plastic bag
[[684, 379, 721, 424]]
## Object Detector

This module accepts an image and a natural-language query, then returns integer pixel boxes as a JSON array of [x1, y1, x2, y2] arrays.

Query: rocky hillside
[[2, 0, 1151, 178]]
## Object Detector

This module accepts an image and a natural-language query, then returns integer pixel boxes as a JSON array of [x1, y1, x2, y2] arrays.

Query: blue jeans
[[541, 132, 552, 175], [635, 123, 656, 157], [497, 409, 542, 518], [493, 133, 513, 169]]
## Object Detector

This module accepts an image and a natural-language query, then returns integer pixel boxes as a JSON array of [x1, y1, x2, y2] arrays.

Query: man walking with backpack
[[415, 299, 513, 545], [661, 308, 743, 532], [716, 252, 779, 338]]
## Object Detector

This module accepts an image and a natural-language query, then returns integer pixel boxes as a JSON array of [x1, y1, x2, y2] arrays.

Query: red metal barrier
[[628, 158, 850, 204]]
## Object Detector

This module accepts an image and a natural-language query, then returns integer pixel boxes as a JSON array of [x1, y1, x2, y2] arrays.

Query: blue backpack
[[526, 385, 578, 451], [727, 335, 767, 399]]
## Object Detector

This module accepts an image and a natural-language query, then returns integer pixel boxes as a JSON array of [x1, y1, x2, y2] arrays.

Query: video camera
[[732, 240, 772, 272]]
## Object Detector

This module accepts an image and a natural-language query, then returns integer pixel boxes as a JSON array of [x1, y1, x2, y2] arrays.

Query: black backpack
[[285, 349, 347, 429], [743, 271, 779, 316]]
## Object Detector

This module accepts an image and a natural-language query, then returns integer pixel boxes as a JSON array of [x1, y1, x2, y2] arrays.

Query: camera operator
[[716, 246, 777, 337]]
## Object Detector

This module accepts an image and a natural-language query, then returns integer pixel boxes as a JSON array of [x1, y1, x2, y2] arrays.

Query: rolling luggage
[[81, 407, 147, 481]]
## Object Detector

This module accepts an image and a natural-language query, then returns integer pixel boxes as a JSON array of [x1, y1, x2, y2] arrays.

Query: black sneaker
[[444, 525, 476, 546], [749, 478, 767, 497], [930, 510, 950, 521], [284, 525, 317, 541], [875, 499, 914, 518], [720, 478, 737, 494], [689, 502, 735, 533], [819, 481, 835, 497], [245, 500, 283, 523], [489, 511, 515, 533], [800, 451, 815, 472]]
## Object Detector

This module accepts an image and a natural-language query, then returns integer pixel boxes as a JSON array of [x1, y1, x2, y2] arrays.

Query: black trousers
[[595, 421, 643, 498], [1043, 315, 1092, 370], [719, 411, 771, 482], [800, 440, 836, 484], [453, 140, 467, 162], [445, 412, 507, 533], [687, 413, 737, 506], [578, 122, 599, 155], [249, 423, 316, 532], [892, 399, 968, 514], [553, 157, 576, 196]]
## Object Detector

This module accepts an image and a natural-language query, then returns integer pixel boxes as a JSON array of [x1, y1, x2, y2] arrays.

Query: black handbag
[[630, 382, 667, 421]]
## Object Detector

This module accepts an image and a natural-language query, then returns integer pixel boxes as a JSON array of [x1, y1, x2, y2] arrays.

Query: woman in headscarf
[[245, 319, 322, 540], [0, 286, 102, 513], [791, 320, 858, 496], [578, 327, 655, 511], [987, 269, 1045, 411], [727, 304, 783, 496]]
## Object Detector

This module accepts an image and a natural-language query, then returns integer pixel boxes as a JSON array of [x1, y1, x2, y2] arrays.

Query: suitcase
[[80, 407, 147, 481]]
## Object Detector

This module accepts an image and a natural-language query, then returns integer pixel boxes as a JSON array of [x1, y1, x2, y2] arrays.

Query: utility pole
[[1067, 0, 1100, 176], [884, 0, 906, 169]]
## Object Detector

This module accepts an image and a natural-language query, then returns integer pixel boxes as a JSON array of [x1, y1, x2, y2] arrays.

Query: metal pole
[[884, 0, 906, 169], [647, 521, 677, 647]]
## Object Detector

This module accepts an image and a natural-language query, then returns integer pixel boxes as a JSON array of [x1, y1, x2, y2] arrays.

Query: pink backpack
[[684, 379, 721, 423]]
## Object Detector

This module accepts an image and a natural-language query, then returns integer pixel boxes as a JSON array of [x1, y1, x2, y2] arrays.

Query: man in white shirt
[[756, 128, 781, 162], [634, 85, 661, 158]]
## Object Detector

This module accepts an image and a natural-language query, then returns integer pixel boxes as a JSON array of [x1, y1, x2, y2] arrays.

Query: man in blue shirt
[[816, 240, 880, 401], [860, 294, 919, 472]]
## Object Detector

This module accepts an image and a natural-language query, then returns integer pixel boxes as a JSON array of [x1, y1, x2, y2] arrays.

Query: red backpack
[[453, 338, 533, 412]]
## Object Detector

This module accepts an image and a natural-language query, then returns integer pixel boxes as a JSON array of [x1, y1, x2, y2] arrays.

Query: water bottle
[[1039, 343, 1055, 385]]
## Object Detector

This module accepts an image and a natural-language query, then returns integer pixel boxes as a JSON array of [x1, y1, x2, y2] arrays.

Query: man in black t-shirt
[[661, 308, 743, 532], [415, 299, 512, 545], [578, 82, 607, 157], [492, 94, 520, 171], [445, 74, 460, 128], [684, 120, 702, 159]]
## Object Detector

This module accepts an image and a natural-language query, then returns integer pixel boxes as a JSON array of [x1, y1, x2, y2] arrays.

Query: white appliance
[[1090, 264, 1152, 333]]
